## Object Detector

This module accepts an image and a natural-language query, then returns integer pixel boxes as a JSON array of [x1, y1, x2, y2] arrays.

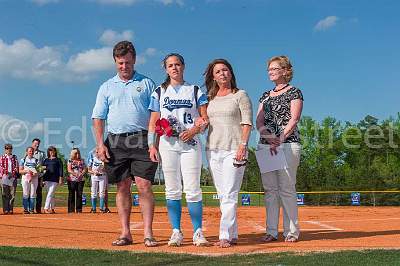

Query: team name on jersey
[[162, 97, 193, 112]]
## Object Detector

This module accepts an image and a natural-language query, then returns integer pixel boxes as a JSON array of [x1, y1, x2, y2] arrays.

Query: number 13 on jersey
[[183, 112, 193, 124]]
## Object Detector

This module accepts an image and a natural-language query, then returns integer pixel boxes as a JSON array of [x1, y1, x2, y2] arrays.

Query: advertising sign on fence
[[82, 194, 86, 205], [241, 194, 251, 206], [297, 193, 305, 206], [132, 194, 139, 206], [351, 192, 361, 206]]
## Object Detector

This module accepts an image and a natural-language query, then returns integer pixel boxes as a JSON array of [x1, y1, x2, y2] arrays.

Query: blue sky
[[1, 0, 399, 158]]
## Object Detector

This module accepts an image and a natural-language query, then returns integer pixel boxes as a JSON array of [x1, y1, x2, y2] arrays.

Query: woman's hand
[[269, 144, 279, 156], [235, 144, 247, 161], [180, 127, 199, 142], [266, 134, 282, 146], [194, 117, 208, 132], [149, 146, 159, 162]]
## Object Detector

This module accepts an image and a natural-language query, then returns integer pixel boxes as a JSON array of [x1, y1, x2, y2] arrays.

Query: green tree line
[[201, 114, 400, 205]]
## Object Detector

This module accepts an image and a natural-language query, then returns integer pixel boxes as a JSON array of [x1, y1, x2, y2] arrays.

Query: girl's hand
[[179, 128, 197, 142], [149, 146, 159, 162]]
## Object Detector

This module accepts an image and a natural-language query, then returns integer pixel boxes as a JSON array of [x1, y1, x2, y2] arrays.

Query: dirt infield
[[1, 206, 399, 255]]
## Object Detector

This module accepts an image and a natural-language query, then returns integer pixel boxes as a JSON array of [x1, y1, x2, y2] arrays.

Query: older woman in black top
[[256, 55, 303, 243], [42, 146, 63, 214]]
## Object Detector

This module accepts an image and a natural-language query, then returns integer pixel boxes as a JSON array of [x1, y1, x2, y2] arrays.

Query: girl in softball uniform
[[148, 53, 209, 247], [19, 147, 39, 214], [87, 150, 107, 213]]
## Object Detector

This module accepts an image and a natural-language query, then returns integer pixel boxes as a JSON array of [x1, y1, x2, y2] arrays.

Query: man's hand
[[96, 144, 110, 163]]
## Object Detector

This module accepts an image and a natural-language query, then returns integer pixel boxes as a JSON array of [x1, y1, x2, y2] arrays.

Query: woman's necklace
[[273, 83, 290, 92]]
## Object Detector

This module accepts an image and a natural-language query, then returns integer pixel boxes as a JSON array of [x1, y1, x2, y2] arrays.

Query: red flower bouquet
[[155, 115, 197, 146]]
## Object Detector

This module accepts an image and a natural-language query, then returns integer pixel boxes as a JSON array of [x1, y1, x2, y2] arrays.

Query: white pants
[[207, 149, 245, 241], [159, 138, 202, 202], [260, 142, 301, 239], [44, 181, 58, 210], [21, 176, 38, 198], [91, 176, 106, 199]]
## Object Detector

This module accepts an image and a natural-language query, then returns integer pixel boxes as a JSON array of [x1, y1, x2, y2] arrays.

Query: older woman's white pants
[[261, 142, 301, 240], [159, 140, 203, 202], [207, 150, 245, 241], [44, 181, 58, 210]]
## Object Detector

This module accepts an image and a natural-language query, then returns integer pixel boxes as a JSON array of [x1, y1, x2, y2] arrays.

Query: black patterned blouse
[[258, 87, 304, 144]]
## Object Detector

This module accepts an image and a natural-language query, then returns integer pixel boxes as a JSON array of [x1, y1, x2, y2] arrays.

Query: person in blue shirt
[[92, 41, 158, 247]]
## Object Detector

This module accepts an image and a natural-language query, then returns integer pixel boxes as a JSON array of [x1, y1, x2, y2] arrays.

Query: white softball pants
[[159, 139, 202, 202], [21, 176, 38, 198], [91, 177, 106, 199], [44, 181, 58, 210], [207, 149, 245, 241], [260, 142, 301, 239]]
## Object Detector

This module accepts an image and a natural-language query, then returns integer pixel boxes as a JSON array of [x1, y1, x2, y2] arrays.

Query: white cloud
[[144, 48, 157, 56], [99, 29, 134, 46], [0, 38, 66, 81], [67, 47, 114, 74], [31, 122, 44, 133], [30, 0, 59, 5], [314, 16, 339, 31], [135, 48, 158, 65], [156, 0, 184, 6], [0, 114, 44, 145], [0, 36, 157, 83]]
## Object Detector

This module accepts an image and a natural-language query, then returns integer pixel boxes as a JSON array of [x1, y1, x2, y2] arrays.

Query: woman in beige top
[[203, 58, 253, 248]]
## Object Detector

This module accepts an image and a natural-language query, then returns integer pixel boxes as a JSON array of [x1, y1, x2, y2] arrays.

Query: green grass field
[[0, 247, 399, 266]]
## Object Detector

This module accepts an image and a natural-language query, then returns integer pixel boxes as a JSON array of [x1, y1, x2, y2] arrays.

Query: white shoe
[[193, 228, 209, 246], [168, 229, 183, 247]]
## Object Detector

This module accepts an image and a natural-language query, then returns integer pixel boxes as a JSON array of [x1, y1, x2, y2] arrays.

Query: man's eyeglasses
[[233, 158, 248, 168]]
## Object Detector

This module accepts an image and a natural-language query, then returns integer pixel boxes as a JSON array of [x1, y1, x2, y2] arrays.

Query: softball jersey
[[87, 153, 106, 182], [148, 83, 208, 150]]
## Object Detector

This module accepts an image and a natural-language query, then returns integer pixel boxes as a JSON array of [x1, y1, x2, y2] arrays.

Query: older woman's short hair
[[268, 55, 293, 83]]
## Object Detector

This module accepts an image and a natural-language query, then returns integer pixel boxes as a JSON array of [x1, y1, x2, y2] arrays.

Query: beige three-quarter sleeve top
[[206, 90, 253, 151]]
